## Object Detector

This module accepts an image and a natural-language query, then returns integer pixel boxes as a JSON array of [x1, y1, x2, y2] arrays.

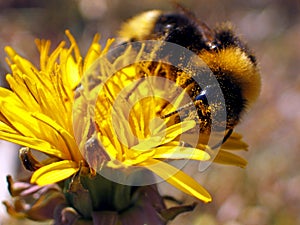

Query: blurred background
[[0, 0, 299, 224]]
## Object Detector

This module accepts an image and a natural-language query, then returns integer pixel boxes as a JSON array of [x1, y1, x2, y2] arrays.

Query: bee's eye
[[195, 84, 221, 104], [195, 88, 208, 105], [165, 24, 173, 29], [195, 86, 211, 105], [207, 42, 217, 50]]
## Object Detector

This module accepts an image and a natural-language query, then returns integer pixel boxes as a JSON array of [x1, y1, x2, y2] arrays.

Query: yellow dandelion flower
[[0, 30, 107, 184], [0, 31, 248, 204], [72, 42, 213, 202]]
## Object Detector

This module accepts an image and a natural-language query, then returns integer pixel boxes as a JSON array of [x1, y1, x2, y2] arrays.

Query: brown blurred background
[[0, 0, 299, 224]]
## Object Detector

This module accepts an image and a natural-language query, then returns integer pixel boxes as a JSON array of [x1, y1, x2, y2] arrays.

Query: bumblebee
[[118, 5, 261, 145]]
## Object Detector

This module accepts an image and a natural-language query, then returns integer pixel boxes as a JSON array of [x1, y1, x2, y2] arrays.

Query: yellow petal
[[31, 112, 81, 162], [65, 30, 81, 62], [184, 131, 248, 151], [60, 49, 81, 90], [0, 124, 68, 159], [5, 75, 40, 110], [0, 87, 24, 110], [153, 145, 210, 161], [131, 136, 162, 151], [157, 120, 196, 145], [30, 160, 78, 185], [221, 132, 248, 150], [35, 39, 52, 71], [37, 86, 71, 129], [122, 149, 155, 166], [83, 33, 102, 71], [5, 47, 39, 79], [141, 159, 212, 202], [0, 101, 51, 138], [0, 99, 75, 160], [214, 150, 247, 167], [100, 135, 119, 160]]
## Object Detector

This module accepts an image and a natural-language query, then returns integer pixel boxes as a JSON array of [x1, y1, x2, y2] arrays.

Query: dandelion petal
[[31, 160, 79, 185], [141, 159, 212, 203]]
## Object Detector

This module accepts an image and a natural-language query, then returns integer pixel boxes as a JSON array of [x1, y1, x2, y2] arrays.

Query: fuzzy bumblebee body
[[118, 8, 261, 142]]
